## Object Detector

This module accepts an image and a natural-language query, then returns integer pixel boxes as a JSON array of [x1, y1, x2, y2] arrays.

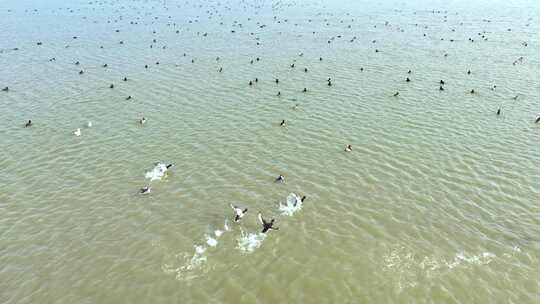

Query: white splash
[[279, 193, 303, 216], [206, 235, 218, 247], [180, 245, 207, 273], [215, 230, 224, 237], [237, 230, 266, 253], [145, 163, 168, 181]]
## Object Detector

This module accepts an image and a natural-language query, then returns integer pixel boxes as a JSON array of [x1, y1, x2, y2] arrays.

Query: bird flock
[[2, 0, 539, 236]]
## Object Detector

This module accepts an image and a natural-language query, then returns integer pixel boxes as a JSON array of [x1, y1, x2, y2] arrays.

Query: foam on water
[[145, 163, 168, 181], [171, 219, 231, 280], [279, 193, 303, 216], [237, 229, 267, 254], [382, 245, 522, 293], [206, 235, 218, 247]]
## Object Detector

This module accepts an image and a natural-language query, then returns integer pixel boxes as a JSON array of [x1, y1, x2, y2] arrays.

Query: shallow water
[[1, 0, 539, 303]]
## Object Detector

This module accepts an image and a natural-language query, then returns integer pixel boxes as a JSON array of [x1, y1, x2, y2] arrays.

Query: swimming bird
[[535, 117, 540, 123], [275, 78, 279, 84], [440, 80, 445, 85], [280, 120, 286, 127], [2, 87, 9, 92], [303, 88, 307, 92], [439, 86, 445, 91], [258, 213, 278, 233], [140, 117, 147, 125], [470, 89, 475, 94], [87, 121, 92, 128], [74, 128, 81, 137], [109, 84, 114, 89], [277, 91, 281, 96], [25, 120, 32, 127], [393, 92, 399, 97], [275, 175, 285, 183], [79, 70, 84, 75], [140, 186, 151, 194], [406, 77, 411, 82], [126, 96, 132, 100], [230, 204, 248, 222], [123, 77, 128, 81], [497, 108, 501, 115], [249, 81, 253, 86]]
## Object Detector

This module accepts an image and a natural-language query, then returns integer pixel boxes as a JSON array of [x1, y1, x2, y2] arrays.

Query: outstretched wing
[[258, 213, 265, 225]]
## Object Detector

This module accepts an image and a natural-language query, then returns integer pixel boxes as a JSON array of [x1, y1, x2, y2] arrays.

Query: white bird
[[230, 204, 248, 222], [345, 144, 352, 152], [73, 128, 81, 136], [140, 117, 146, 125], [87, 121, 92, 128]]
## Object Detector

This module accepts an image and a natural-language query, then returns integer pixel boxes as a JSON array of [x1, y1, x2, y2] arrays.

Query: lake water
[[1, 0, 539, 303]]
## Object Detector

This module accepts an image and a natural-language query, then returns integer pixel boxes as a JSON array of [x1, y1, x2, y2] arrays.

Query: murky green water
[[1, 0, 539, 303]]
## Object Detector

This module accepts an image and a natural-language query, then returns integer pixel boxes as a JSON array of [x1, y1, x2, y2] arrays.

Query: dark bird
[[25, 120, 32, 127], [258, 213, 278, 233], [139, 186, 151, 194]]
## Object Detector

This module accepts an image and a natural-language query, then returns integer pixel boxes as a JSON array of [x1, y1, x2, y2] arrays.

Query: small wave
[[145, 163, 168, 181], [237, 229, 266, 253], [279, 193, 303, 216]]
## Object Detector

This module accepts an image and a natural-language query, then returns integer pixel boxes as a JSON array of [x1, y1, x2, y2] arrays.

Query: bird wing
[[258, 213, 265, 225]]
